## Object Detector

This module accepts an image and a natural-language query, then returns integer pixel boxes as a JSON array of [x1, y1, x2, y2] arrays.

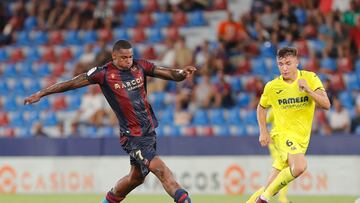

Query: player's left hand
[[298, 79, 311, 93], [181, 66, 197, 77], [24, 92, 42, 105]]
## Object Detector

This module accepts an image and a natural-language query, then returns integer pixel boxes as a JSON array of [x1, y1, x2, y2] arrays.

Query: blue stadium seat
[[36, 63, 51, 77], [127, 0, 143, 12], [355, 59, 360, 75], [226, 108, 242, 125], [229, 77, 242, 93], [0, 48, 8, 62], [33, 31, 48, 45], [122, 13, 137, 28], [192, 110, 209, 125], [260, 42, 276, 58], [3, 95, 17, 111], [24, 16, 38, 31], [213, 125, 230, 136], [82, 30, 97, 44], [163, 125, 181, 136], [187, 11, 207, 26], [3, 63, 17, 78], [35, 97, 50, 110], [67, 95, 81, 111], [320, 57, 337, 72], [113, 28, 130, 41], [99, 127, 114, 137], [147, 28, 164, 43], [15, 127, 32, 137], [159, 108, 173, 125], [26, 80, 41, 93], [41, 111, 58, 126], [236, 93, 250, 108], [243, 110, 257, 125], [9, 112, 25, 127], [338, 91, 354, 109], [12, 81, 26, 96], [229, 125, 247, 136], [309, 39, 326, 54], [251, 57, 267, 76], [294, 8, 307, 25], [17, 62, 33, 77], [64, 30, 81, 45], [0, 81, 9, 94], [208, 109, 225, 125], [16, 31, 31, 46], [25, 48, 41, 62], [24, 111, 40, 126], [153, 12, 172, 28], [344, 73, 360, 91]]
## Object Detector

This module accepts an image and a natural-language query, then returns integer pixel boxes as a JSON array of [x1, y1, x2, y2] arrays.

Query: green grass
[[0, 194, 357, 203]]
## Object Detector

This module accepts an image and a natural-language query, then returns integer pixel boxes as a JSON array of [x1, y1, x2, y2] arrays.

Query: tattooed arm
[[24, 73, 91, 105], [153, 66, 197, 81]]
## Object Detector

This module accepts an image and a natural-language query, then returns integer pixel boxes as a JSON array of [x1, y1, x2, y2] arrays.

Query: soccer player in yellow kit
[[247, 47, 331, 203]]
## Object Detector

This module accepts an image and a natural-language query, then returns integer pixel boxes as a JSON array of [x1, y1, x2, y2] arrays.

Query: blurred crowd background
[[0, 0, 360, 138]]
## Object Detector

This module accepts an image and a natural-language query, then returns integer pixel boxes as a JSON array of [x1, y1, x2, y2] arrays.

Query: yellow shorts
[[270, 134, 308, 170]]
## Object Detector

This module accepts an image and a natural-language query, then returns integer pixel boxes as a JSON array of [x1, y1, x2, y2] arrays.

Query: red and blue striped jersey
[[86, 59, 158, 136]]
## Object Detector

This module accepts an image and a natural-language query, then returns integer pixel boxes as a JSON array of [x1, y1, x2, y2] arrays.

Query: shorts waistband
[[120, 131, 156, 137]]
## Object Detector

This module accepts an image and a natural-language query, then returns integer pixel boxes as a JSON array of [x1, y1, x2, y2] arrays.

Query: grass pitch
[[0, 194, 357, 203]]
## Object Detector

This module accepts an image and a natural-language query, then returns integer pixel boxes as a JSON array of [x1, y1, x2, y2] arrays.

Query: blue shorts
[[120, 133, 157, 177]]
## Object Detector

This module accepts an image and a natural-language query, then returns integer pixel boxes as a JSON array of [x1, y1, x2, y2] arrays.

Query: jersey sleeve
[[308, 72, 325, 91], [136, 59, 156, 76], [259, 83, 271, 108], [86, 66, 105, 85]]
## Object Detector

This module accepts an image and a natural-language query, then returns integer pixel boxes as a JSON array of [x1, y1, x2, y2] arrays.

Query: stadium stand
[[0, 0, 359, 138]]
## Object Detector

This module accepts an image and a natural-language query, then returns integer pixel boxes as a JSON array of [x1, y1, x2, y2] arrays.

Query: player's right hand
[[259, 131, 270, 147], [24, 92, 42, 105]]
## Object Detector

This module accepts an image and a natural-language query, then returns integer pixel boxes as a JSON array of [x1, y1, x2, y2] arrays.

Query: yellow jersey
[[259, 70, 324, 144]]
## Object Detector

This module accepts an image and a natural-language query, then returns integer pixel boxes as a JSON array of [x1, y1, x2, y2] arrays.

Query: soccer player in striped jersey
[[24, 40, 196, 203]]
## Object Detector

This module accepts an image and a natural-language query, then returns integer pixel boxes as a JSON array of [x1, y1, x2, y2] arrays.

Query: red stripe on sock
[[106, 192, 125, 203], [178, 193, 188, 202]]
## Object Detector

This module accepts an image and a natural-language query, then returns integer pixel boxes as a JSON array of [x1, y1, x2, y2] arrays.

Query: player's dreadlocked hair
[[113, 40, 132, 51], [277, 47, 298, 59]]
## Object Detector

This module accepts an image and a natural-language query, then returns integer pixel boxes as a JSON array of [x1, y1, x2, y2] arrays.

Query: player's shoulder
[[134, 58, 156, 69], [86, 63, 109, 76], [300, 70, 319, 80], [265, 76, 281, 88]]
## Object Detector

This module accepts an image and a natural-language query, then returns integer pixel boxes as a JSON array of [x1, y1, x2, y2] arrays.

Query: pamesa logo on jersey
[[278, 96, 309, 105]]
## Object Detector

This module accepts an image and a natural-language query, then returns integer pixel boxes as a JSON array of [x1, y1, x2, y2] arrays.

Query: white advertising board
[[0, 156, 359, 195]]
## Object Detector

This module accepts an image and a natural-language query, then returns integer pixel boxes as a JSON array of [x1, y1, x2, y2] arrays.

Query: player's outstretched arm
[[257, 104, 270, 147], [153, 66, 197, 81], [24, 73, 91, 105]]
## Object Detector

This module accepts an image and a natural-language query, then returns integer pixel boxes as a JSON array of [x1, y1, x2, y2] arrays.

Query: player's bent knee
[[292, 164, 307, 177]]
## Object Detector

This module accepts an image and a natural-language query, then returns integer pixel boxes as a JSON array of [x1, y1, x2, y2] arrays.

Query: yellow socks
[[278, 184, 289, 203], [262, 167, 295, 201], [246, 187, 265, 203]]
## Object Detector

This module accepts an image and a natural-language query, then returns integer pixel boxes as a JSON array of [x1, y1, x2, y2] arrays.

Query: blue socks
[[174, 189, 192, 203]]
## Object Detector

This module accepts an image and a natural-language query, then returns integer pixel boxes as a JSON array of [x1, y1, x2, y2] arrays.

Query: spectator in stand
[[214, 71, 234, 108], [327, 97, 351, 133], [32, 122, 48, 137], [350, 15, 360, 52], [189, 73, 215, 111], [71, 86, 108, 129], [259, 3, 278, 31], [217, 11, 247, 52], [73, 44, 96, 76], [194, 40, 213, 73], [174, 36, 193, 68]]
